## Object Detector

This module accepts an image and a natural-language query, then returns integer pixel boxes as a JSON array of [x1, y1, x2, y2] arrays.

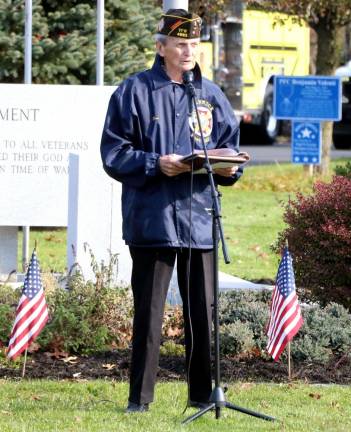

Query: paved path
[[241, 143, 351, 165]]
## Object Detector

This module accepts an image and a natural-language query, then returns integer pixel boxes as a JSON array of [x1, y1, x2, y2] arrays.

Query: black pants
[[128, 246, 214, 405]]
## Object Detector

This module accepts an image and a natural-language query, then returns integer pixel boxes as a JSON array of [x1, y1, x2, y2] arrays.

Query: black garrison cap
[[157, 9, 202, 39]]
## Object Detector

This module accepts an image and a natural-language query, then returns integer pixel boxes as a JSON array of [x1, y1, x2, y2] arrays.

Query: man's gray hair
[[154, 34, 201, 45], [154, 34, 168, 45]]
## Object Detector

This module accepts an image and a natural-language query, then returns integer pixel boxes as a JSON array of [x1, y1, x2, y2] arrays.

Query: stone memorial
[[0, 84, 132, 282]]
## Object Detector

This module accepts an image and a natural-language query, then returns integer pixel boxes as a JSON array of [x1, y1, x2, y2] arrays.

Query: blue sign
[[292, 121, 321, 165], [274, 75, 341, 121]]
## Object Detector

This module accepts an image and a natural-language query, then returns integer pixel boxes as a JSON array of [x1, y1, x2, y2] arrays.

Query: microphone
[[182, 71, 196, 117], [182, 70, 196, 96]]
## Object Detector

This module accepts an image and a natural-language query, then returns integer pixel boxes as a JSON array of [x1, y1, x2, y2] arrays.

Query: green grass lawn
[[0, 380, 350, 432], [16, 160, 350, 281], [219, 189, 287, 280], [17, 228, 67, 274], [218, 158, 350, 280]]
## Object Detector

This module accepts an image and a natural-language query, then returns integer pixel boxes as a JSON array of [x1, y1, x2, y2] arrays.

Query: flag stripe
[[266, 248, 303, 362], [11, 290, 45, 323], [268, 296, 302, 360], [267, 292, 297, 348], [8, 305, 48, 358], [8, 296, 48, 347], [267, 292, 286, 338], [267, 296, 301, 353], [267, 301, 299, 353], [266, 288, 278, 335], [7, 250, 49, 361], [8, 292, 46, 341], [270, 313, 303, 360], [7, 311, 48, 359]]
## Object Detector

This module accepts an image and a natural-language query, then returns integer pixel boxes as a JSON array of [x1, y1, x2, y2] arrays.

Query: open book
[[181, 148, 250, 174]]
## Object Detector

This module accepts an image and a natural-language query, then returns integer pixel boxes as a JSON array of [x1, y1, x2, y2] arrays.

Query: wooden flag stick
[[287, 341, 291, 381], [22, 348, 28, 378]]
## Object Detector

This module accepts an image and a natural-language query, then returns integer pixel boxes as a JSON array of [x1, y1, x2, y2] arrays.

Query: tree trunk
[[314, 20, 344, 175], [319, 121, 334, 175]]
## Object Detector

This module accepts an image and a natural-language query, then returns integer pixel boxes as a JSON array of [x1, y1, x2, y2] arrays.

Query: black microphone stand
[[182, 72, 276, 425]]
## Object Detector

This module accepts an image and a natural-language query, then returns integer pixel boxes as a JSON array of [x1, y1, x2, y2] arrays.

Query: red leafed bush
[[275, 176, 351, 309]]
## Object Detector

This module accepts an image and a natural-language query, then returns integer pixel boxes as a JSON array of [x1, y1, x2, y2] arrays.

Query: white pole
[[24, 0, 32, 84], [22, 226, 30, 272], [96, 0, 104, 85], [212, 24, 219, 70], [23, 0, 32, 271], [163, 1, 188, 12]]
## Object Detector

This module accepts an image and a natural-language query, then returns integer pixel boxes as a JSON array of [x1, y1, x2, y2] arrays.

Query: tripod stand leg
[[182, 403, 215, 425], [225, 401, 276, 422]]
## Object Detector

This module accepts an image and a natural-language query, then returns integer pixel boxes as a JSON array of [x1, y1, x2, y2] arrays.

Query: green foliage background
[[0, 0, 161, 84]]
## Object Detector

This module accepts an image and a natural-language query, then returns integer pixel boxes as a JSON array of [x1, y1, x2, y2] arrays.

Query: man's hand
[[159, 154, 191, 177], [213, 165, 239, 177]]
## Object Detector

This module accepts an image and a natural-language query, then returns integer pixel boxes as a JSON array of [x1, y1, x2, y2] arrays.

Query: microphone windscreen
[[182, 70, 194, 85]]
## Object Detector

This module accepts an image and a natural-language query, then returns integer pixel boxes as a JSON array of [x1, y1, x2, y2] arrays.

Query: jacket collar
[[150, 54, 202, 90]]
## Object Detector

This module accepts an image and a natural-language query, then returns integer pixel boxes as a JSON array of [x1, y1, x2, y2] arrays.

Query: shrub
[[0, 284, 20, 305], [162, 305, 184, 341], [38, 271, 134, 354], [274, 176, 351, 309], [160, 340, 185, 357], [37, 248, 134, 354], [2, 279, 351, 362], [219, 321, 255, 357], [334, 161, 351, 179], [0, 304, 15, 345], [219, 290, 351, 363], [291, 303, 351, 362], [220, 290, 271, 351], [0, 285, 21, 344]]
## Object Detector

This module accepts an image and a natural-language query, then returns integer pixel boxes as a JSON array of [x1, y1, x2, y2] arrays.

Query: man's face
[[157, 37, 200, 79]]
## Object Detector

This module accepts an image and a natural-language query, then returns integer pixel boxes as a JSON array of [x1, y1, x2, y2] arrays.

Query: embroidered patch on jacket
[[189, 99, 213, 142]]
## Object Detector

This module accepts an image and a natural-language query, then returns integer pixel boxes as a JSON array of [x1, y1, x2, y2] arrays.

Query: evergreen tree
[[0, 0, 46, 82], [0, 0, 161, 84]]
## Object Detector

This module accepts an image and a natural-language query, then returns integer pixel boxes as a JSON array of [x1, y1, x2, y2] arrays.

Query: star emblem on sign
[[301, 127, 312, 138]]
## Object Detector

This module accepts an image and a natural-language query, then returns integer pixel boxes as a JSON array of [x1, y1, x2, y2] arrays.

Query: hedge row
[[1, 280, 350, 363]]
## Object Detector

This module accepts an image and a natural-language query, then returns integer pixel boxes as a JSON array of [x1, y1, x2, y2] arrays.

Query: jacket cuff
[[214, 166, 244, 186], [145, 153, 161, 177]]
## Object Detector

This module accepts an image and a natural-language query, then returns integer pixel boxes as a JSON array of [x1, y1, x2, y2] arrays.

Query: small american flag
[[7, 249, 49, 360], [266, 247, 303, 361]]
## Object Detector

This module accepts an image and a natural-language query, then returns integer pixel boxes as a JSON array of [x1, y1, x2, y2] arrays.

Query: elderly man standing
[[100, 8, 242, 413]]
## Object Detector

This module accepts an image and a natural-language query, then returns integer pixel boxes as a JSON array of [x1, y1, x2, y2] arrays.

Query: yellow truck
[[197, 8, 310, 143]]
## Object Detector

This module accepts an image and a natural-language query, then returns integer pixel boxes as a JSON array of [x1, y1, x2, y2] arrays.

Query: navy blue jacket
[[100, 55, 242, 248]]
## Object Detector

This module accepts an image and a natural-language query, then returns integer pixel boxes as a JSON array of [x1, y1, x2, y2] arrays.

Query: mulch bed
[[1, 350, 350, 384]]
